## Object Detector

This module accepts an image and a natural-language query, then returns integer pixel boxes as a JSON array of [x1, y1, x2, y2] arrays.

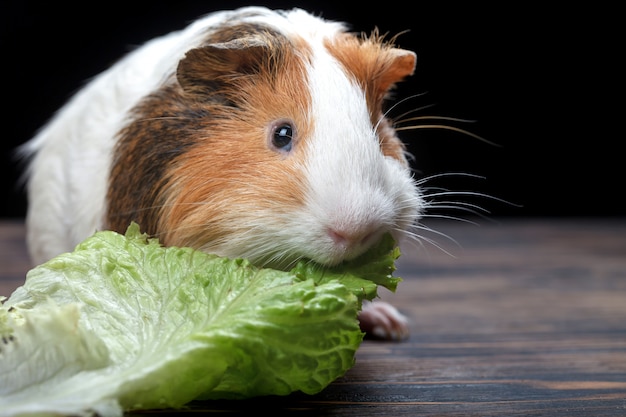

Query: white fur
[[296, 38, 421, 265], [22, 7, 421, 267]]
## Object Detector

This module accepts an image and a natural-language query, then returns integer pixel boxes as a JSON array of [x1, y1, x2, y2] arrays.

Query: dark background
[[1, 2, 621, 218]]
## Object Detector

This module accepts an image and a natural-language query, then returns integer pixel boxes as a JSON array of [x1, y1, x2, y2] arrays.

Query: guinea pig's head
[[108, 9, 422, 269]]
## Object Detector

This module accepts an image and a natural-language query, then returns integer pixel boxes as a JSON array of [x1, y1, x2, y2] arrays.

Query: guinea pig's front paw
[[358, 300, 409, 341]]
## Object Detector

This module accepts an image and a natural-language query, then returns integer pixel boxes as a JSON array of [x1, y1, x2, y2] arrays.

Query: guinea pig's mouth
[[249, 237, 379, 272], [294, 228, 387, 270], [205, 226, 389, 272]]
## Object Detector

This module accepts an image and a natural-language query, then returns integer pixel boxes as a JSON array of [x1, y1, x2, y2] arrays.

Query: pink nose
[[327, 227, 377, 249]]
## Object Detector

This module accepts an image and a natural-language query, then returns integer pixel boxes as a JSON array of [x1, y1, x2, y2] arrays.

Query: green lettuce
[[0, 223, 400, 417]]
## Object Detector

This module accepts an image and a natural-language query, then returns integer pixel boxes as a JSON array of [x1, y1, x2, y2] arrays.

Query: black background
[[1, 2, 622, 218]]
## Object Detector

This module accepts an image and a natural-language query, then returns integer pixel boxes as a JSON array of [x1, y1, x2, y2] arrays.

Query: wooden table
[[1, 218, 625, 416]]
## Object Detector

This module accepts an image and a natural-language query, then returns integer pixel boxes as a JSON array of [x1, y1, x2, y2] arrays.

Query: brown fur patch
[[107, 24, 313, 249]]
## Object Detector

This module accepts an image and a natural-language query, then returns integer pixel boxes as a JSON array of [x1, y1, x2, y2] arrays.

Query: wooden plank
[[0, 220, 31, 295], [2, 218, 626, 416]]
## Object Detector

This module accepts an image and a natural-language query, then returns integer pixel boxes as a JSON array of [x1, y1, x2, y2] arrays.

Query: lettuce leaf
[[0, 223, 400, 417]]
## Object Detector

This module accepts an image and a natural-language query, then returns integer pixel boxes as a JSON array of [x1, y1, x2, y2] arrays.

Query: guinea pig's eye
[[270, 122, 294, 153]]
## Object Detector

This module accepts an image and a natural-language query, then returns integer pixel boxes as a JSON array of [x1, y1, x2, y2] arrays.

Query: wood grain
[[2, 218, 625, 416]]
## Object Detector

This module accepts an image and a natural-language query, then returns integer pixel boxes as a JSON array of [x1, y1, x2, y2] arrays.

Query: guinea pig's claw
[[358, 300, 409, 341]]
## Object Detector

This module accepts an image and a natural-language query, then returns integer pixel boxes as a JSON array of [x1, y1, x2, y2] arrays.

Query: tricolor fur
[[22, 7, 422, 270]]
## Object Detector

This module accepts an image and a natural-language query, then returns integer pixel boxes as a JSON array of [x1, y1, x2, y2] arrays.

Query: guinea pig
[[19, 7, 423, 340]]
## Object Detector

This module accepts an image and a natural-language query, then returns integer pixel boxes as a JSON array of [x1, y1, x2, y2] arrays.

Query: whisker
[[408, 223, 461, 247], [424, 191, 521, 209], [383, 93, 432, 118], [388, 103, 439, 123], [374, 93, 432, 132], [380, 93, 497, 148], [397, 115, 477, 124], [425, 201, 491, 215], [406, 169, 523, 259], [403, 225, 461, 258], [396, 124, 499, 147], [420, 213, 483, 226], [424, 190, 492, 199], [415, 172, 486, 186]]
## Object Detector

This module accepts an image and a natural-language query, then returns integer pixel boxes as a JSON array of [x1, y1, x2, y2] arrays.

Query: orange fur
[[108, 26, 314, 250]]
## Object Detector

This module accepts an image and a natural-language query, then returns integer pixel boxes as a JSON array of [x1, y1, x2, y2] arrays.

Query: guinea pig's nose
[[327, 226, 378, 251]]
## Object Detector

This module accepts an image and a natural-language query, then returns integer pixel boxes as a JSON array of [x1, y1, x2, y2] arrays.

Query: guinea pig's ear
[[177, 37, 268, 94], [332, 36, 417, 101], [378, 48, 416, 94]]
